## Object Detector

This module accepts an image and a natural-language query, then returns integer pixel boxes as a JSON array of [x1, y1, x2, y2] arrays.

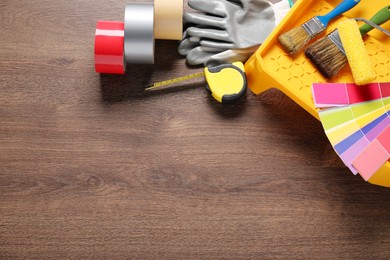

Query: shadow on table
[[99, 40, 200, 103], [99, 40, 248, 117]]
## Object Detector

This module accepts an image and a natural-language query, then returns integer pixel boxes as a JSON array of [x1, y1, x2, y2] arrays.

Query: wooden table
[[1, 0, 389, 258]]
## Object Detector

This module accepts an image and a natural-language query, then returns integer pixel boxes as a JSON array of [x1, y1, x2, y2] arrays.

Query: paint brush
[[305, 6, 390, 79], [278, 0, 361, 55]]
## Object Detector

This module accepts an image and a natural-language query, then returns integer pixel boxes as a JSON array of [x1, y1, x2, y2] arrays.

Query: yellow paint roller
[[338, 19, 376, 85]]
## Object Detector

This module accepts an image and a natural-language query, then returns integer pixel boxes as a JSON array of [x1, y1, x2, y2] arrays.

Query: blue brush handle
[[317, 0, 361, 27]]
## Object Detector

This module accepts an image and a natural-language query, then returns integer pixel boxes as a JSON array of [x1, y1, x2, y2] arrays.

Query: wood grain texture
[[1, 0, 389, 259]]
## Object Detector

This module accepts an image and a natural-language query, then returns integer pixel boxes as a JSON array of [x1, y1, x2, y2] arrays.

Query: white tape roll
[[154, 0, 183, 40], [124, 3, 155, 64]]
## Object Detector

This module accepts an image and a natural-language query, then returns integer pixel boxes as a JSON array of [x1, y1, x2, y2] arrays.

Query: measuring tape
[[146, 72, 205, 90], [146, 62, 247, 103]]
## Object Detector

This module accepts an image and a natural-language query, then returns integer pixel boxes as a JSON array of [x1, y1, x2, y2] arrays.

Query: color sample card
[[317, 84, 390, 179], [336, 116, 390, 175], [313, 82, 390, 108], [320, 98, 390, 145], [319, 107, 390, 175], [353, 126, 390, 180], [385, 94, 390, 117], [377, 125, 390, 154], [334, 113, 389, 154]]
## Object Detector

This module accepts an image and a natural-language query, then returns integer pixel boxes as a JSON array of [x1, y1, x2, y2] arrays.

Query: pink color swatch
[[353, 126, 390, 180], [313, 82, 389, 108]]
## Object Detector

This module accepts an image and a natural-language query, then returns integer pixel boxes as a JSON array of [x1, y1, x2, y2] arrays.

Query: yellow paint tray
[[245, 0, 390, 187]]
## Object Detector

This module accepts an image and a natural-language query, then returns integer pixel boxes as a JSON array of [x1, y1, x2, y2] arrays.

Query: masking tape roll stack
[[94, 21, 126, 75], [124, 3, 155, 64], [94, 0, 184, 74], [154, 0, 183, 40]]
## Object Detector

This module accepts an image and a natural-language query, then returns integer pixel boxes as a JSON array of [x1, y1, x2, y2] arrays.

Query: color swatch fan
[[313, 82, 390, 185]]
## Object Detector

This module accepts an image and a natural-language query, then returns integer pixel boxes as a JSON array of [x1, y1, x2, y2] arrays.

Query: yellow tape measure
[[146, 62, 247, 103], [146, 72, 205, 90]]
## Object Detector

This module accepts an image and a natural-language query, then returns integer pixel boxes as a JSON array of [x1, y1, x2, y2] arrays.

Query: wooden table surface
[[1, 0, 389, 259]]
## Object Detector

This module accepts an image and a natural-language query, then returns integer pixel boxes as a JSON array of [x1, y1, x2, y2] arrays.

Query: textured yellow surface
[[338, 19, 376, 85], [245, 0, 390, 187]]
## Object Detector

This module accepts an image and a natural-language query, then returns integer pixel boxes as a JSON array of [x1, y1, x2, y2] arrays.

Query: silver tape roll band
[[124, 3, 155, 64]]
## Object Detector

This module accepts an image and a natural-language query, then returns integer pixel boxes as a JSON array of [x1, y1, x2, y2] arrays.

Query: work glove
[[178, 0, 291, 66]]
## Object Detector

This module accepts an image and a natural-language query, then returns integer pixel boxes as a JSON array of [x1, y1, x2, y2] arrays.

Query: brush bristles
[[305, 36, 348, 79], [278, 26, 311, 55]]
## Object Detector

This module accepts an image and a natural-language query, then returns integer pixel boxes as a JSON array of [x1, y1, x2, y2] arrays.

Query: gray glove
[[179, 0, 291, 66]]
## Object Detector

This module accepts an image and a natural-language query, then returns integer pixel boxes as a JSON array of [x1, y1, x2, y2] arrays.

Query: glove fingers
[[205, 46, 259, 67], [186, 46, 220, 66], [178, 38, 200, 56], [189, 36, 201, 43], [271, 0, 291, 25], [200, 46, 227, 52], [188, 0, 226, 17], [240, 0, 272, 11], [184, 12, 225, 29], [178, 36, 226, 57], [187, 27, 230, 42], [200, 39, 235, 50]]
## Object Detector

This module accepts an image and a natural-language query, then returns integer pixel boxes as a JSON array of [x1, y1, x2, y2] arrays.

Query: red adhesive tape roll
[[94, 21, 125, 74]]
